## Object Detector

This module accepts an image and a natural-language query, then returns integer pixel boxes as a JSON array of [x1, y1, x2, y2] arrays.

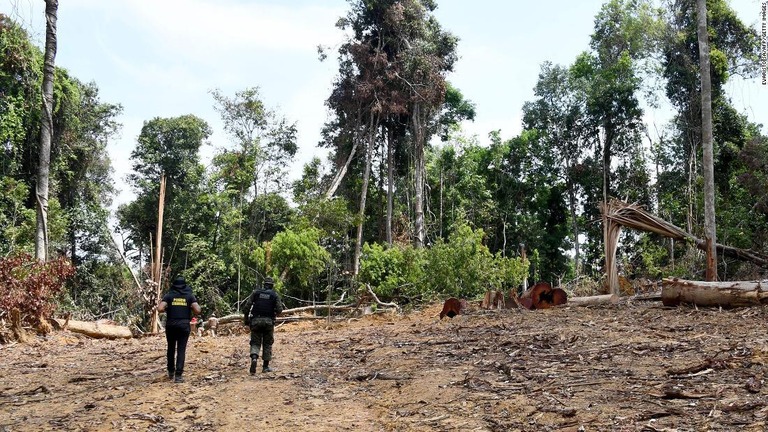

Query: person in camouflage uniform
[[242, 277, 283, 374]]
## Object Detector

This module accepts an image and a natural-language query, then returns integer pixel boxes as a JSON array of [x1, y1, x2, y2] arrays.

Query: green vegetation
[[0, 0, 765, 332]]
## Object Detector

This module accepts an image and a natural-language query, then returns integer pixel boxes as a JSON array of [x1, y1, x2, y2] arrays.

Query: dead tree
[[602, 200, 768, 294]]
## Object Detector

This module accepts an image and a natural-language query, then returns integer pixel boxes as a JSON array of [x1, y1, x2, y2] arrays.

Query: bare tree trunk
[[326, 107, 362, 199], [501, 217, 507, 257], [696, 0, 717, 281], [520, 244, 528, 292], [150, 174, 167, 333], [325, 140, 359, 199], [353, 116, 377, 275], [602, 124, 612, 206], [439, 167, 444, 239], [377, 136, 385, 241], [601, 123, 616, 293], [412, 103, 425, 248], [237, 188, 243, 307], [386, 127, 394, 245], [687, 146, 694, 233], [35, 0, 59, 262], [53, 318, 133, 339], [604, 205, 621, 295], [567, 179, 581, 276], [568, 294, 619, 306]]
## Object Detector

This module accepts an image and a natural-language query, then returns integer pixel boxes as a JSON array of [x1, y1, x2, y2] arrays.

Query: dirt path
[[2, 301, 768, 431]]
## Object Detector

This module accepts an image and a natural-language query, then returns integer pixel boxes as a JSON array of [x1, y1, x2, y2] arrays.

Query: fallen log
[[280, 304, 355, 314], [215, 312, 352, 326], [53, 318, 133, 339], [364, 283, 401, 312], [568, 294, 620, 307], [631, 292, 662, 302], [661, 278, 768, 307]]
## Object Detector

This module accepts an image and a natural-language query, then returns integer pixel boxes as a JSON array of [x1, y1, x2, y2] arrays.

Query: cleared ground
[[2, 300, 768, 431]]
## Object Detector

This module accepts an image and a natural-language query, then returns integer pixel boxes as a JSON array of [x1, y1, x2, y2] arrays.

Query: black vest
[[249, 289, 278, 319], [163, 287, 196, 328]]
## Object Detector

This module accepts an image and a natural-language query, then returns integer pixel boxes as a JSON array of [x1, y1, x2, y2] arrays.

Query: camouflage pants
[[249, 317, 275, 361]]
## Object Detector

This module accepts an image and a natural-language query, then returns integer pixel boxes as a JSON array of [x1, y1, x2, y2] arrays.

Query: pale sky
[[4, 0, 767, 210]]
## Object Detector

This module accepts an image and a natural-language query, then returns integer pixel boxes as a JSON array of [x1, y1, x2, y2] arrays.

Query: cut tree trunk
[[481, 291, 504, 309], [439, 298, 466, 319], [601, 200, 768, 302], [217, 304, 358, 327], [53, 318, 133, 339], [661, 278, 768, 307], [10, 310, 28, 343], [520, 282, 568, 309], [631, 292, 662, 302]]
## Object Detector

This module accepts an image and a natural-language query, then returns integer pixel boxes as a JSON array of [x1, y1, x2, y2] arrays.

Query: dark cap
[[172, 277, 186, 288], [264, 277, 274, 287]]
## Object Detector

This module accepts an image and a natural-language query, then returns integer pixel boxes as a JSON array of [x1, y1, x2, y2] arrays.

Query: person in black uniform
[[157, 277, 201, 383], [242, 276, 283, 374]]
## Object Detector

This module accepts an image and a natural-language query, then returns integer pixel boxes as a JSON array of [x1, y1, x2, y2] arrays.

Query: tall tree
[[696, 0, 716, 280], [118, 115, 211, 268], [118, 115, 211, 329], [585, 0, 659, 204], [661, 0, 759, 276], [401, 1, 458, 248], [1, 14, 129, 319], [210, 87, 297, 199], [326, 0, 414, 272], [523, 62, 592, 276], [52, 76, 122, 265], [210, 87, 297, 299], [574, 0, 661, 291], [325, 0, 457, 261], [326, 8, 379, 274], [0, 15, 41, 256], [35, 0, 58, 261]]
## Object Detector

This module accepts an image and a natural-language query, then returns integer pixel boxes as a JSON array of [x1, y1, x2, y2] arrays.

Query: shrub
[[271, 227, 331, 303], [424, 223, 494, 299], [359, 243, 426, 303], [360, 223, 529, 305], [0, 254, 75, 339]]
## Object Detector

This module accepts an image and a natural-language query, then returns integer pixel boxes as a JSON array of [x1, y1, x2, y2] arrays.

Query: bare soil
[[2, 300, 768, 431]]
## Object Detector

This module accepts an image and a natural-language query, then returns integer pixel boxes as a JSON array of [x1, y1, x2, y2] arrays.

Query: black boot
[[249, 355, 258, 375], [174, 373, 184, 383], [262, 360, 273, 373]]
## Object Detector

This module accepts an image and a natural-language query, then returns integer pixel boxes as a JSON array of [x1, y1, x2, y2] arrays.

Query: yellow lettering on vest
[[171, 298, 187, 306]]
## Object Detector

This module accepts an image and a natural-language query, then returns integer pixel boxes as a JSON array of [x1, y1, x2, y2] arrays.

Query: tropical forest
[[2, 0, 768, 430]]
